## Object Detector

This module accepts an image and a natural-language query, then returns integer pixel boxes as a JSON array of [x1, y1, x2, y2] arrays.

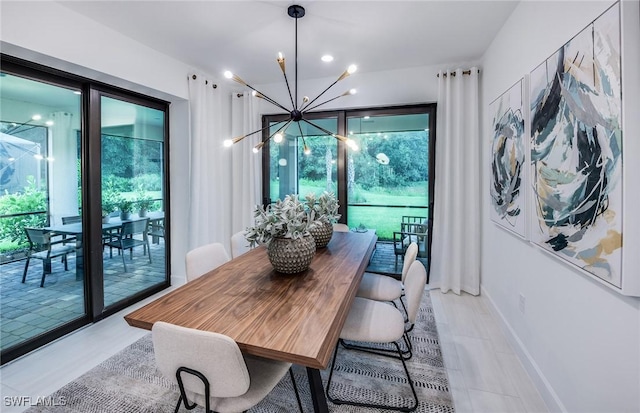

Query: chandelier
[[223, 4, 359, 155]]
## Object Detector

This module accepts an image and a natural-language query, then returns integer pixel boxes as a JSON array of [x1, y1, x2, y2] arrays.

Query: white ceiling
[[57, 0, 518, 85]]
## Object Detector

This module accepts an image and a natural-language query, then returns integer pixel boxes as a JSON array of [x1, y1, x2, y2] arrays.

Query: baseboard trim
[[481, 285, 566, 413]]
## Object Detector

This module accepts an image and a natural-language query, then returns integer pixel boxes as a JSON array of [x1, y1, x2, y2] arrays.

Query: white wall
[[252, 64, 447, 115], [1, 0, 198, 279], [481, 1, 640, 412]]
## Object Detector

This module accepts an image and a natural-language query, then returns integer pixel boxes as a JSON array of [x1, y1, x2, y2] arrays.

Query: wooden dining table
[[124, 229, 377, 413]]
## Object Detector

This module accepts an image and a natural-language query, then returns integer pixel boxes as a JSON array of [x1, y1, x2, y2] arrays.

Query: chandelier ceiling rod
[[223, 4, 359, 155]]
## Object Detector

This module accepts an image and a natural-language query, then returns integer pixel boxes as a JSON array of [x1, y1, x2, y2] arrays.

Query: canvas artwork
[[529, 3, 622, 287], [490, 79, 527, 238]]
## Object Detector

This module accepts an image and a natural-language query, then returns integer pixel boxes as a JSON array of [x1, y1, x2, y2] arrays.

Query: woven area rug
[[26, 291, 454, 413]]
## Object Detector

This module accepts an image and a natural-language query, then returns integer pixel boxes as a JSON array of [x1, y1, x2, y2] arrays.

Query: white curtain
[[230, 92, 261, 234], [187, 74, 232, 250], [430, 68, 481, 295]]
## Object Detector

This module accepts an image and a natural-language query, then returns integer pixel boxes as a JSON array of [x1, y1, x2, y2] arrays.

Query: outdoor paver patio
[[365, 241, 429, 278], [0, 243, 166, 352]]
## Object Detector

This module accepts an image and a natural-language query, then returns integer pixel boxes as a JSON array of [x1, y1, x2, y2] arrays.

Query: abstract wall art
[[490, 79, 527, 238], [529, 2, 623, 287]]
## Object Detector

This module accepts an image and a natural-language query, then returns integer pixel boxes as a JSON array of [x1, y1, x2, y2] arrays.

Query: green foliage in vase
[[305, 191, 341, 224], [134, 184, 153, 210], [245, 194, 317, 247], [117, 198, 134, 213]]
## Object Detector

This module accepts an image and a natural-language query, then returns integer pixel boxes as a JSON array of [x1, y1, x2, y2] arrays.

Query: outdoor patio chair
[[105, 218, 151, 272], [148, 217, 165, 245], [394, 217, 429, 265], [22, 227, 76, 287], [60, 215, 81, 245]]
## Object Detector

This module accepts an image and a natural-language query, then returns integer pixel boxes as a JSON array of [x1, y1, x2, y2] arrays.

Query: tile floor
[[0, 284, 549, 413], [431, 291, 549, 413]]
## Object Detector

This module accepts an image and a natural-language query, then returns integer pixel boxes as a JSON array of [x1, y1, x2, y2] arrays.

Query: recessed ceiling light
[[321, 55, 334, 63]]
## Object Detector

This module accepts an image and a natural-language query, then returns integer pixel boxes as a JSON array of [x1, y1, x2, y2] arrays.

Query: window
[[262, 104, 435, 242]]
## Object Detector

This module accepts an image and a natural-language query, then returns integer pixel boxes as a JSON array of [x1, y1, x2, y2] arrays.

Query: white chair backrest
[[401, 242, 418, 283], [185, 243, 230, 282], [404, 261, 427, 325], [152, 321, 250, 398], [230, 231, 251, 258], [333, 223, 350, 233]]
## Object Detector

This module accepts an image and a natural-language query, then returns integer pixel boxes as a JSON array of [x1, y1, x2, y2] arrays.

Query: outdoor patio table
[[43, 212, 164, 281]]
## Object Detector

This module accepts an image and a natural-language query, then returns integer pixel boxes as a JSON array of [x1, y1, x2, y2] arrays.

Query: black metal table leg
[[306, 367, 329, 413]]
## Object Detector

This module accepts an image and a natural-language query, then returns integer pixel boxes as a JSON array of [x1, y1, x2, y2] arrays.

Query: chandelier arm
[[300, 134, 310, 154], [300, 77, 343, 112], [241, 83, 290, 112], [268, 119, 293, 141], [236, 120, 287, 144], [303, 94, 347, 113], [301, 119, 345, 142]]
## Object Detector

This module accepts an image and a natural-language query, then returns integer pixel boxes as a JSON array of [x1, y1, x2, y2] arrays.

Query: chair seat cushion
[[356, 272, 402, 302], [190, 355, 292, 412], [32, 245, 75, 260], [106, 238, 146, 249], [341, 297, 405, 343]]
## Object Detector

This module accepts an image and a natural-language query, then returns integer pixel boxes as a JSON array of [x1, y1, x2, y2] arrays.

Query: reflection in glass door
[[0, 72, 86, 358], [266, 117, 338, 203], [100, 96, 166, 308], [346, 113, 430, 241]]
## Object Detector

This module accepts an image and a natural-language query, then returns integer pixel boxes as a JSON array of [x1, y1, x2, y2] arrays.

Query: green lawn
[[347, 206, 428, 241], [270, 180, 428, 241]]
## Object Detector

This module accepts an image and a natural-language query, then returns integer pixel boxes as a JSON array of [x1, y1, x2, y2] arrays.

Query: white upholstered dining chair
[[152, 321, 303, 413], [356, 241, 418, 307], [230, 231, 251, 258], [326, 260, 428, 412], [185, 242, 230, 282], [332, 223, 350, 232]]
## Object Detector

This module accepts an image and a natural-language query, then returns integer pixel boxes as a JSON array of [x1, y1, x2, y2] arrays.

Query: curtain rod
[[190, 74, 217, 88], [437, 69, 480, 78]]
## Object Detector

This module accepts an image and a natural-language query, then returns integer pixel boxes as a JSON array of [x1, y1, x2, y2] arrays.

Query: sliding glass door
[[0, 57, 170, 364], [0, 71, 88, 360], [346, 112, 431, 240], [100, 96, 167, 308]]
